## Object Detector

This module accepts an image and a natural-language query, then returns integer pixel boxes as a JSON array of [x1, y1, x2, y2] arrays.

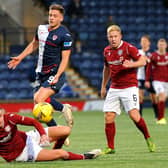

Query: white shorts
[[152, 80, 168, 96], [15, 128, 49, 162], [103, 87, 139, 115]]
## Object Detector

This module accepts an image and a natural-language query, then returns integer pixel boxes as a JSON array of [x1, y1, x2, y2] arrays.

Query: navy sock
[[139, 103, 143, 116], [46, 118, 57, 126], [152, 103, 158, 118], [50, 97, 64, 112]]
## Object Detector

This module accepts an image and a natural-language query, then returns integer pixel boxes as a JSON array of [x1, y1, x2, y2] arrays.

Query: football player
[[8, 4, 73, 129], [0, 108, 101, 162], [101, 25, 155, 154]]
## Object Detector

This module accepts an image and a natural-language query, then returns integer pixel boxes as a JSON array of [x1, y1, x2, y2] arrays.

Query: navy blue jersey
[[35, 24, 72, 73]]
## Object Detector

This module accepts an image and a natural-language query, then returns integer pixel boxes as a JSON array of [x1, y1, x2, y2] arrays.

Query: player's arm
[[51, 32, 72, 85], [123, 45, 146, 68], [9, 113, 46, 135], [8, 37, 39, 69], [51, 49, 71, 84], [123, 55, 146, 68], [101, 64, 110, 98]]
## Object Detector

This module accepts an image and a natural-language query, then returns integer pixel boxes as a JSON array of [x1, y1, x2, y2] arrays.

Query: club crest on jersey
[[52, 35, 58, 41], [118, 50, 123, 56]]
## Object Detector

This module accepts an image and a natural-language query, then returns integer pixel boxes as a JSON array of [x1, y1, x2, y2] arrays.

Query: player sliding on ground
[[0, 108, 101, 162]]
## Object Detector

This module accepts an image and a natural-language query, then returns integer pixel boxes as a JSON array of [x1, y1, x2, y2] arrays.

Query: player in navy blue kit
[[8, 4, 73, 130], [137, 35, 158, 118]]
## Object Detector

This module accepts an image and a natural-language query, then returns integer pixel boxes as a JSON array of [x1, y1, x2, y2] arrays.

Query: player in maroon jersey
[[145, 38, 168, 125], [100, 25, 155, 154], [0, 108, 101, 162]]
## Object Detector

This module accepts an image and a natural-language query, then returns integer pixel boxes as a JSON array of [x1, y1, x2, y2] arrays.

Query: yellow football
[[32, 102, 54, 123]]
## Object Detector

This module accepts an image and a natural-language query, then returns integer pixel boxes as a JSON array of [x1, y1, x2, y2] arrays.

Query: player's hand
[[8, 57, 22, 69], [101, 87, 107, 98], [145, 81, 150, 88], [122, 59, 133, 68], [50, 74, 59, 85], [39, 134, 50, 147]]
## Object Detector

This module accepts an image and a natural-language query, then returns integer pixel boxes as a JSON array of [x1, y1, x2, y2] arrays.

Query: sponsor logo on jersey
[[108, 60, 122, 65], [64, 41, 72, 47], [66, 33, 71, 36]]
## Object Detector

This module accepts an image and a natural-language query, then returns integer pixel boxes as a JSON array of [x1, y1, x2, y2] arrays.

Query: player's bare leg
[[36, 148, 102, 161]]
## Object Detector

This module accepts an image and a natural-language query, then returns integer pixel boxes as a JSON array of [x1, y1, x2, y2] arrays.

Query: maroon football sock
[[66, 152, 84, 160], [134, 117, 150, 139], [157, 101, 165, 120], [105, 122, 115, 149]]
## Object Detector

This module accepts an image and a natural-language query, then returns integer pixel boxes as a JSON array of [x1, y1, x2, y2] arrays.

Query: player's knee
[[129, 109, 140, 122], [105, 112, 115, 123], [54, 149, 69, 159], [34, 95, 44, 104], [66, 126, 71, 136]]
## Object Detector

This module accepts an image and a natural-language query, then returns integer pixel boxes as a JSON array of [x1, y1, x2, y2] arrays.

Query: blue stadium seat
[[0, 90, 7, 99], [0, 71, 10, 80], [54, 83, 78, 98], [8, 80, 20, 90], [5, 90, 19, 100]]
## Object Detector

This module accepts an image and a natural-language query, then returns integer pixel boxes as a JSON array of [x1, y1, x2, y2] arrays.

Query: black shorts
[[138, 80, 156, 94]]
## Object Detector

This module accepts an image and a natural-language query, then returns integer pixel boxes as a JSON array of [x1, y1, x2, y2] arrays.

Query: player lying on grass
[[0, 108, 101, 162]]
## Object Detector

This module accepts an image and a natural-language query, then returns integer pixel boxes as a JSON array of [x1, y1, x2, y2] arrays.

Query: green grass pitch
[[0, 108, 168, 168]]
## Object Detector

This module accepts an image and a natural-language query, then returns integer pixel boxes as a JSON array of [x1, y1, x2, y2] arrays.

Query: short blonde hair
[[107, 25, 121, 34]]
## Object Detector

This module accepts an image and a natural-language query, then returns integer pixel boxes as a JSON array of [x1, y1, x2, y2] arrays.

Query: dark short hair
[[49, 4, 65, 15], [141, 35, 151, 42]]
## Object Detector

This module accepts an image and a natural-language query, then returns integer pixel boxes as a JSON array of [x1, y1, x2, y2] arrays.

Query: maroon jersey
[[0, 113, 46, 162], [104, 41, 141, 88], [146, 52, 168, 82]]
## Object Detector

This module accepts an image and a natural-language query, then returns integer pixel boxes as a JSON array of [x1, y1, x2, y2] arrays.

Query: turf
[[0, 108, 168, 168]]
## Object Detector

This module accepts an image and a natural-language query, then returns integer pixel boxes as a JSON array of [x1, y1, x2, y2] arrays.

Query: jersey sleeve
[[61, 31, 73, 50], [8, 113, 46, 136], [128, 44, 141, 60], [103, 49, 109, 67]]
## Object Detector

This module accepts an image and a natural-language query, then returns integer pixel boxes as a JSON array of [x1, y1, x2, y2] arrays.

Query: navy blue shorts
[[34, 71, 66, 94], [138, 80, 155, 94]]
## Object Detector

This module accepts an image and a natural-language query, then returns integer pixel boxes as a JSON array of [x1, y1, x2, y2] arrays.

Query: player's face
[[107, 31, 122, 48], [157, 41, 167, 51], [0, 110, 4, 128], [48, 9, 63, 29], [140, 37, 150, 49]]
